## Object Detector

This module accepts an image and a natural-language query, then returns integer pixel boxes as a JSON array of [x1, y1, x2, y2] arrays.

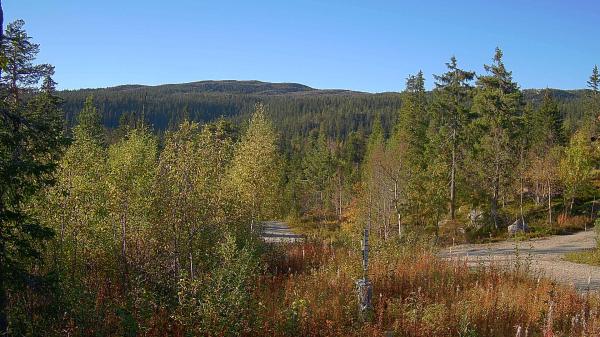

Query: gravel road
[[261, 221, 304, 243], [441, 230, 600, 291]]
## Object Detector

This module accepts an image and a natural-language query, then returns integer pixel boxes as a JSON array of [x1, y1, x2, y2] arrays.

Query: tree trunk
[[591, 195, 596, 222], [189, 251, 194, 280], [570, 197, 575, 216], [383, 198, 388, 241], [547, 179, 552, 226], [491, 180, 499, 229], [0, 234, 7, 336], [493, 152, 502, 229], [450, 129, 457, 220], [338, 174, 343, 222], [120, 209, 129, 293], [520, 174, 524, 222], [393, 180, 402, 238], [0, 279, 6, 336]]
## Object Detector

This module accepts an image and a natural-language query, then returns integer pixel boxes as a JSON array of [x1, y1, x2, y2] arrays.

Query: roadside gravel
[[441, 230, 600, 291]]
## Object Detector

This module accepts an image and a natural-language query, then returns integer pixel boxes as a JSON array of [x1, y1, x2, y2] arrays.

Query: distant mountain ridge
[[57, 80, 590, 142], [63, 80, 364, 97]]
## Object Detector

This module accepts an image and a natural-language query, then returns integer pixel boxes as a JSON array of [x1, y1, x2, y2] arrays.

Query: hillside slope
[[57, 81, 590, 142]]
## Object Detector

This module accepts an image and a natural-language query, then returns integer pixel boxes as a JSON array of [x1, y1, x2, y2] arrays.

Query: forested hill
[[57, 80, 588, 141]]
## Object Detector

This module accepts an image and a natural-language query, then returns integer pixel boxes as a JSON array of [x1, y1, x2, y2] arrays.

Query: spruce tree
[[0, 18, 64, 333], [388, 71, 429, 227], [586, 65, 600, 133], [394, 71, 428, 164], [75, 95, 105, 145], [430, 56, 475, 220], [471, 48, 523, 228], [529, 89, 564, 147], [588, 65, 599, 92], [302, 128, 334, 216]]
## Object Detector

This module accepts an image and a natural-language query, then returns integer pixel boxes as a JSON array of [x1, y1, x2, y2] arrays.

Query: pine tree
[[0, 20, 53, 105], [362, 114, 390, 238]]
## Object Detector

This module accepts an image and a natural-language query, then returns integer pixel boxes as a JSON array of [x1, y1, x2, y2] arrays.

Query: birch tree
[[228, 103, 282, 232]]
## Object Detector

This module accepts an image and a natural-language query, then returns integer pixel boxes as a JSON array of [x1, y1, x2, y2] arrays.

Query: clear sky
[[4, 0, 600, 92]]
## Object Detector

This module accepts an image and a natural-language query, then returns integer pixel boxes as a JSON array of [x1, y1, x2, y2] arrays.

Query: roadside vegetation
[[564, 219, 600, 266]]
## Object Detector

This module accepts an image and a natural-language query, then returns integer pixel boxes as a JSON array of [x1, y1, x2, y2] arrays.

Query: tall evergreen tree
[[394, 71, 428, 164], [471, 48, 523, 228], [0, 17, 64, 333], [75, 95, 105, 145], [388, 71, 430, 227], [588, 65, 599, 92], [586, 65, 600, 134], [361, 114, 392, 238], [430, 56, 475, 220], [528, 89, 564, 148], [301, 128, 334, 216]]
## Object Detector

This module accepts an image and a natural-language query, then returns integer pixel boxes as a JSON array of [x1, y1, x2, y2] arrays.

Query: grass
[[286, 212, 346, 242], [256, 239, 600, 337], [565, 249, 600, 266]]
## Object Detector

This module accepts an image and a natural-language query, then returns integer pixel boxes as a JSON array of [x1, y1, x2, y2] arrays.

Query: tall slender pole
[[357, 213, 373, 319]]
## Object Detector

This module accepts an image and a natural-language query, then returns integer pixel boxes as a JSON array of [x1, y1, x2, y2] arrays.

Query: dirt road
[[441, 230, 600, 291], [261, 221, 304, 243]]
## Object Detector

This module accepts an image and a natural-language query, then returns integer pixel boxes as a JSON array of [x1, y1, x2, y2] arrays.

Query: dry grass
[[23, 240, 600, 336], [256, 242, 600, 337]]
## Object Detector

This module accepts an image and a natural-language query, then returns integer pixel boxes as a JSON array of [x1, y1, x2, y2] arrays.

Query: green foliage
[[4, 13, 600, 336], [228, 103, 283, 226], [528, 90, 564, 147], [75, 95, 105, 145], [429, 56, 475, 220], [588, 65, 599, 92], [469, 48, 523, 227], [0, 18, 64, 334], [301, 129, 334, 213], [175, 235, 259, 336], [107, 127, 157, 228], [559, 130, 594, 212]]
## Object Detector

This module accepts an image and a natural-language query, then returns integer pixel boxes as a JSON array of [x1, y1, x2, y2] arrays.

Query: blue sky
[[5, 0, 600, 92]]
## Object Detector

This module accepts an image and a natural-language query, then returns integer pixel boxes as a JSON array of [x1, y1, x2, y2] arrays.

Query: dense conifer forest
[[57, 81, 589, 144], [3, 3, 600, 336]]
